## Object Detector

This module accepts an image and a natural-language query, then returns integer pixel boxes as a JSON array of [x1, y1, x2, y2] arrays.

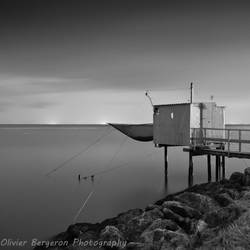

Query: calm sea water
[[0, 125, 249, 248]]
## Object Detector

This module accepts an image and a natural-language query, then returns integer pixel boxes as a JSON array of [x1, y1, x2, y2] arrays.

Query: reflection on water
[[0, 125, 250, 247]]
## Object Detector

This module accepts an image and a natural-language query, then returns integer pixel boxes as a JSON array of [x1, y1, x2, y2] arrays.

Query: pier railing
[[191, 127, 250, 153]]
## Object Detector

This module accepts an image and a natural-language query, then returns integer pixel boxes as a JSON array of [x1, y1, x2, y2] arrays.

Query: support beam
[[219, 156, 222, 180], [189, 152, 193, 187], [164, 146, 168, 178], [207, 154, 211, 182], [215, 156, 219, 181], [222, 156, 225, 179]]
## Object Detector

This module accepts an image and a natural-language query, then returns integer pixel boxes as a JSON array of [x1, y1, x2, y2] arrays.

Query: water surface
[[0, 125, 249, 248]]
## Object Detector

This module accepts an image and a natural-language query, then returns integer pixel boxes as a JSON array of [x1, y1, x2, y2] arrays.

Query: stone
[[144, 207, 164, 220], [213, 193, 234, 207], [204, 204, 243, 228], [244, 167, 250, 186], [175, 192, 219, 214], [125, 208, 164, 241], [145, 218, 179, 232], [100, 225, 124, 242], [162, 208, 194, 233], [126, 242, 152, 250], [140, 228, 166, 243], [66, 224, 82, 238], [162, 200, 201, 219], [229, 172, 244, 185], [145, 204, 161, 211], [160, 230, 190, 249], [162, 208, 185, 223], [195, 220, 208, 234], [116, 208, 143, 225]]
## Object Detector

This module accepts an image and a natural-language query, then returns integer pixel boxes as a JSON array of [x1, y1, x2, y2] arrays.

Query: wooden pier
[[183, 127, 250, 184]]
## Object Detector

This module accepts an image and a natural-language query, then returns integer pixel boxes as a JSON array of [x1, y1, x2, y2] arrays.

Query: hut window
[[171, 112, 174, 119]]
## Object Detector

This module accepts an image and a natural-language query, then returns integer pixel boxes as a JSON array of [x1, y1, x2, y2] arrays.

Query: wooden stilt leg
[[207, 154, 211, 182], [189, 152, 193, 187]]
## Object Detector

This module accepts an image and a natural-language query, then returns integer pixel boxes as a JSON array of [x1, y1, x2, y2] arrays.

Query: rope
[[73, 189, 95, 223], [73, 146, 156, 222], [45, 127, 112, 176], [79, 135, 127, 180], [80, 150, 155, 180]]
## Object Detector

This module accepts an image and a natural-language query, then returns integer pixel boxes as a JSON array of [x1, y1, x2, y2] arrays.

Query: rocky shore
[[35, 168, 250, 250]]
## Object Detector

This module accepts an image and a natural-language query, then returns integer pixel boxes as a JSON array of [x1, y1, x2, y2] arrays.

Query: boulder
[[160, 230, 190, 249], [162, 200, 201, 219], [145, 204, 161, 211], [229, 172, 244, 185], [204, 203, 243, 228], [213, 193, 234, 207], [100, 225, 124, 242], [145, 218, 179, 232], [66, 224, 82, 238], [140, 228, 166, 243], [244, 167, 250, 186], [162, 207, 185, 223], [162, 208, 195, 233], [195, 220, 208, 234], [125, 208, 164, 241], [126, 242, 151, 250], [116, 208, 143, 225], [175, 192, 219, 214]]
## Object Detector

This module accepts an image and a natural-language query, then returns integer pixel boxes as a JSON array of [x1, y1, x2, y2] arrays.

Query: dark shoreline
[[34, 168, 250, 250]]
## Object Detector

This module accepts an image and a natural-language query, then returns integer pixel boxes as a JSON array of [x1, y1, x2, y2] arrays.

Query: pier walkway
[[183, 127, 250, 185]]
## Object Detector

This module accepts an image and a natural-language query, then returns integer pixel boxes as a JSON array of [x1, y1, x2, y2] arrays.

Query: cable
[[45, 127, 112, 177], [73, 189, 95, 223], [80, 150, 155, 180]]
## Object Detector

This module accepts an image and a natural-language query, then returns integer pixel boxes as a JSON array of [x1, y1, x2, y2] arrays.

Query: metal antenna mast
[[190, 82, 193, 103]]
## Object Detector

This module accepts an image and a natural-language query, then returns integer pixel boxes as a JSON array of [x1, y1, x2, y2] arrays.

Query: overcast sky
[[1, 0, 250, 124]]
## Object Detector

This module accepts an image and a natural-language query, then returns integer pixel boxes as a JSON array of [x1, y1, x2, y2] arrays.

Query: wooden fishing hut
[[153, 102, 226, 185]]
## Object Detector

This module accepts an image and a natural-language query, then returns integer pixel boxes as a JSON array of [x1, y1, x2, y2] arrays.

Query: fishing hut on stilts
[[110, 83, 250, 186]]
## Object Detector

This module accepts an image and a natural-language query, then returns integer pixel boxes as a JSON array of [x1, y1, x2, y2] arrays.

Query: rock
[[162, 200, 201, 219], [100, 225, 124, 242], [125, 208, 164, 241], [66, 224, 82, 238], [175, 192, 219, 214], [162, 208, 194, 233], [195, 220, 208, 234], [229, 172, 244, 185], [204, 203, 243, 228], [145, 218, 179, 232], [145, 204, 161, 211], [213, 193, 234, 207], [78, 230, 98, 241], [160, 230, 190, 249], [221, 188, 241, 200], [116, 209, 143, 224], [126, 242, 151, 250], [140, 228, 166, 243], [241, 190, 250, 200], [144, 207, 164, 220], [244, 167, 250, 186], [162, 207, 185, 223]]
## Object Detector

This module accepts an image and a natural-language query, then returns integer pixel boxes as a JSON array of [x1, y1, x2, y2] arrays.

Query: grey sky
[[1, 0, 250, 123]]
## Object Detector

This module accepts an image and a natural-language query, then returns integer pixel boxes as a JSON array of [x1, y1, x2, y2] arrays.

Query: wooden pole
[[218, 156, 221, 180], [189, 152, 193, 187], [222, 156, 225, 179], [207, 154, 211, 182], [215, 156, 219, 181], [164, 146, 168, 178]]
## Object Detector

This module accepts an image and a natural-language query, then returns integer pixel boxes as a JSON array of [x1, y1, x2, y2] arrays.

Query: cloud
[[0, 75, 91, 97], [25, 101, 56, 109], [0, 100, 14, 112]]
